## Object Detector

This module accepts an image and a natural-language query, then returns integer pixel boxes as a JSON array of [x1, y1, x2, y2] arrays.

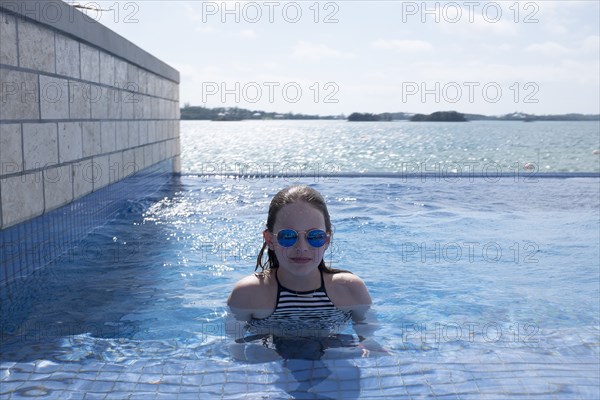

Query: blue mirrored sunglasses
[[275, 229, 328, 248]]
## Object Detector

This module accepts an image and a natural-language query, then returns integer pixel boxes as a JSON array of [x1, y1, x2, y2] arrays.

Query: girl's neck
[[276, 268, 321, 292]]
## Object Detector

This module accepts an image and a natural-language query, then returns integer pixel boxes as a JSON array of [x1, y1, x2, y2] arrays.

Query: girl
[[228, 185, 372, 338]]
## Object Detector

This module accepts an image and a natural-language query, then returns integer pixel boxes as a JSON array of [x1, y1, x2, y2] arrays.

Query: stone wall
[[0, 0, 180, 230]]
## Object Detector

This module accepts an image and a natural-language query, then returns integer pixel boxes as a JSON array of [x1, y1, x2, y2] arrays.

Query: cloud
[[371, 39, 433, 52], [239, 29, 257, 39], [194, 26, 216, 33], [291, 41, 355, 61], [437, 11, 518, 36], [581, 35, 600, 54], [525, 36, 599, 58], [525, 41, 573, 56], [545, 23, 568, 35]]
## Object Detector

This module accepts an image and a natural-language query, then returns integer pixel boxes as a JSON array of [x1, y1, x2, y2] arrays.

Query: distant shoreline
[[180, 106, 599, 122]]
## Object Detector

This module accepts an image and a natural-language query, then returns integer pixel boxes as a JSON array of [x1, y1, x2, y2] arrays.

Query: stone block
[[164, 80, 173, 100], [115, 59, 127, 86], [99, 51, 115, 86], [146, 72, 157, 97], [0, 68, 39, 120], [170, 81, 179, 101], [108, 151, 123, 183], [115, 121, 129, 150], [68, 80, 91, 119], [159, 141, 166, 162], [100, 121, 116, 153], [147, 120, 156, 143], [44, 164, 73, 212], [126, 63, 139, 88], [163, 99, 172, 119], [122, 149, 137, 177], [175, 119, 181, 138], [58, 122, 83, 163], [91, 86, 120, 119], [143, 97, 153, 121], [173, 100, 181, 119], [168, 119, 177, 140], [22, 123, 58, 171], [163, 120, 172, 140], [159, 77, 167, 98], [1, 171, 44, 227], [142, 144, 154, 168], [143, 144, 153, 169], [168, 138, 178, 158], [131, 94, 142, 119], [133, 146, 144, 172], [152, 98, 160, 120], [0, 124, 23, 174], [127, 121, 139, 147], [165, 139, 174, 158], [121, 89, 135, 119], [154, 120, 164, 142], [0, 12, 18, 66], [82, 121, 101, 157], [91, 154, 110, 191], [39, 75, 69, 119], [138, 120, 148, 145], [55, 34, 80, 78], [89, 83, 106, 119], [80, 43, 99, 83], [138, 69, 148, 95], [72, 159, 94, 199], [165, 101, 173, 120], [18, 19, 55, 73], [107, 87, 122, 119], [153, 143, 160, 164]]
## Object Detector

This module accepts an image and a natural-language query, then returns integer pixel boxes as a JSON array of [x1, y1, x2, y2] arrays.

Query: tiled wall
[[0, 1, 180, 285], [0, 1, 180, 230], [0, 159, 175, 286]]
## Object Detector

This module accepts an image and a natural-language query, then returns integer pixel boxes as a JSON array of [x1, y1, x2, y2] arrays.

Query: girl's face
[[265, 201, 330, 279]]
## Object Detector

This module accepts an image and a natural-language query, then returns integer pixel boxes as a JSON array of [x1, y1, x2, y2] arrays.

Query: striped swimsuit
[[248, 270, 353, 336]]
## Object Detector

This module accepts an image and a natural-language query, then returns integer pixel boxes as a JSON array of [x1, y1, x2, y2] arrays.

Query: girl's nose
[[295, 232, 310, 251]]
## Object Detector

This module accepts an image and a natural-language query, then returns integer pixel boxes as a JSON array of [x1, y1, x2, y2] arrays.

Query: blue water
[[1, 120, 599, 398], [181, 120, 600, 174]]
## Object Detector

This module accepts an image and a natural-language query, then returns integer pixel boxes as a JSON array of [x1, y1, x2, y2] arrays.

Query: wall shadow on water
[[0, 176, 189, 363]]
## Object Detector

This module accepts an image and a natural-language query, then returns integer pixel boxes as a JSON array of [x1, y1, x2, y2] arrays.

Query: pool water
[[1, 174, 598, 398]]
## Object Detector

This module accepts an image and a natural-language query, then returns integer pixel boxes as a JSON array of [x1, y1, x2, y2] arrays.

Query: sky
[[70, 1, 600, 116]]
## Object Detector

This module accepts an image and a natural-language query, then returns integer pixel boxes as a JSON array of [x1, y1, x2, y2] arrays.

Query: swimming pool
[[1, 172, 598, 398]]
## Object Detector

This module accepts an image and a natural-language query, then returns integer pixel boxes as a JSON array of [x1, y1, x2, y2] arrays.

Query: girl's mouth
[[290, 257, 312, 264]]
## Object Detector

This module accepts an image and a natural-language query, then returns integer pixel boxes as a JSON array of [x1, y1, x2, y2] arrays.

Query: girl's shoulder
[[328, 270, 366, 288], [326, 271, 372, 306], [228, 271, 277, 308]]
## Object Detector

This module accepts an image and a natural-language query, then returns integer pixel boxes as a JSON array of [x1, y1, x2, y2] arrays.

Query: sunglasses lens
[[276, 230, 328, 248], [277, 229, 298, 247], [307, 230, 327, 247]]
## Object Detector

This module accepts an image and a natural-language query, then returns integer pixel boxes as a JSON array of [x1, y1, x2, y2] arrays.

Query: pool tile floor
[[2, 348, 599, 399]]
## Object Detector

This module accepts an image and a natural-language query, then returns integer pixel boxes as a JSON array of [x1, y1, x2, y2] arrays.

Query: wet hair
[[255, 185, 349, 275]]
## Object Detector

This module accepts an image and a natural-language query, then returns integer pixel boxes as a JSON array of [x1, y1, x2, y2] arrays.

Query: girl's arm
[[227, 273, 274, 321], [227, 276, 257, 321]]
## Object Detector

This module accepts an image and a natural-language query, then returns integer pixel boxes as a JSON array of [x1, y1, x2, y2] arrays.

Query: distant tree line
[[179, 105, 599, 122], [465, 112, 600, 121], [347, 110, 599, 122], [180, 105, 342, 120], [410, 111, 466, 122], [347, 112, 411, 121]]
